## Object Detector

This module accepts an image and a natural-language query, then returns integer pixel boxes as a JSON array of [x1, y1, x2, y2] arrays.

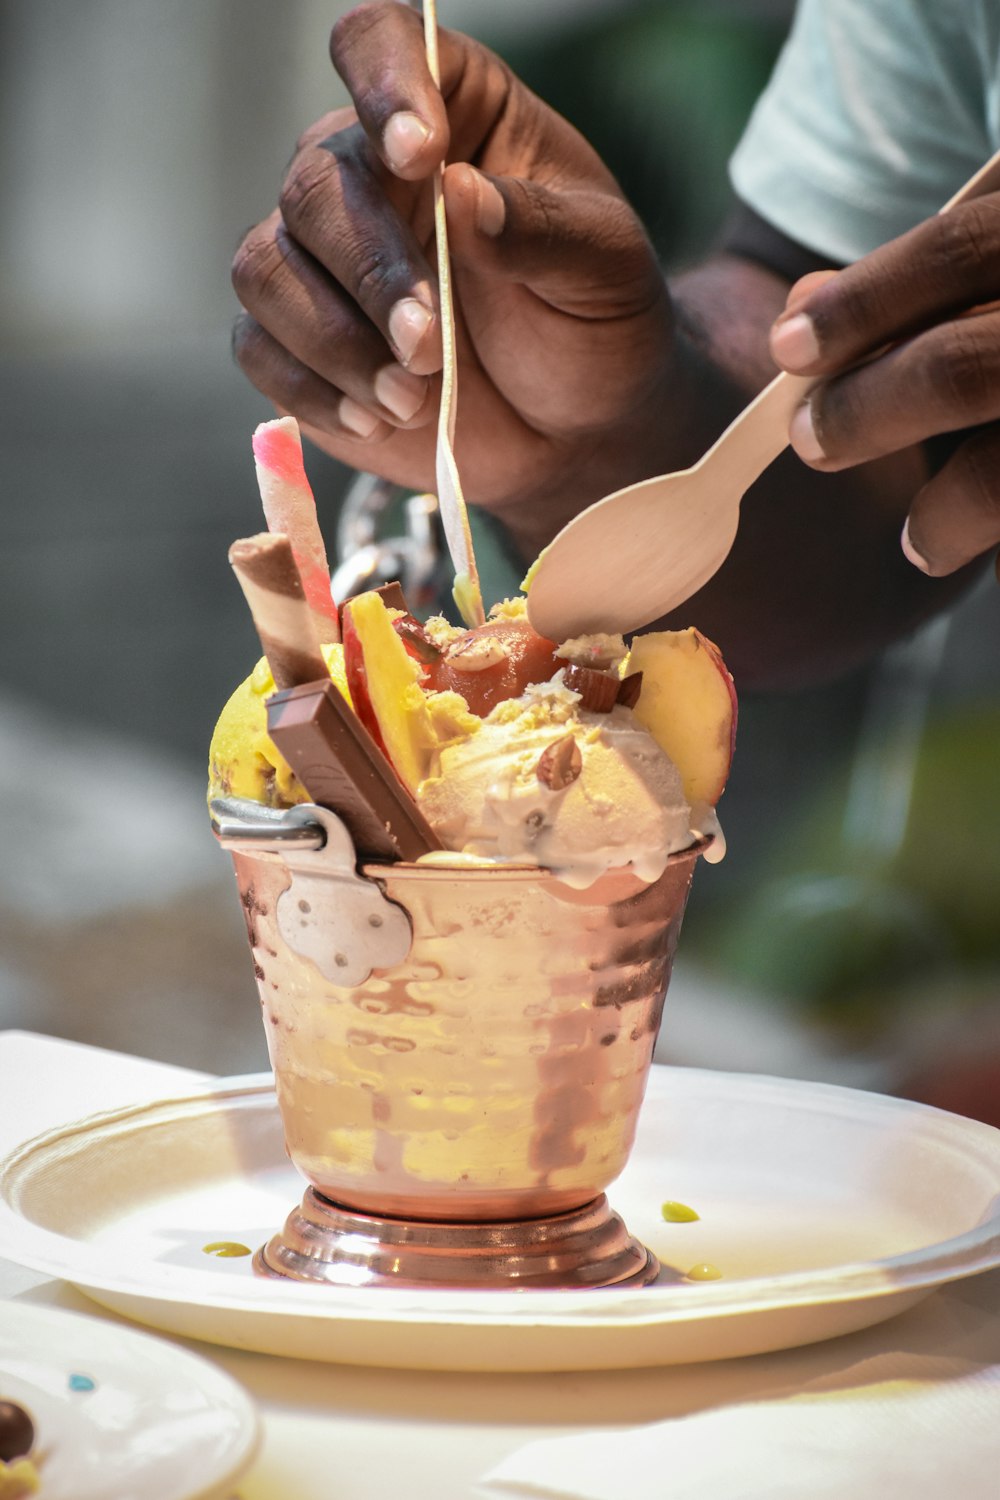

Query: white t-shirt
[[730, 0, 1000, 262]]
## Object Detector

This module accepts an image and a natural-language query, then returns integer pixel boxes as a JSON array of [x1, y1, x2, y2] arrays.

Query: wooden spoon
[[526, 148, 1000, 641]]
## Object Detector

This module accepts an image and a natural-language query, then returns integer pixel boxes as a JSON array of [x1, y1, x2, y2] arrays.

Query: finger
[[232, 211, 435, 430], [232, 313, 395, 445], [438, 164, 668, 433], [902, 424, 1000, 575], [296, 414, 437, 500], [291, 106, 357, 161], [331, 5, 522, 178], [444, 164, 663, 319], [788, 308, 1000, 470], [771, 196, 1000, 373], [277, 124, 442, 376], [330, 2, 449, 178]]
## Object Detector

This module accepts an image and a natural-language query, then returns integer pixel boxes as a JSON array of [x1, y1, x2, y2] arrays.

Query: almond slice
[[444, 634, 508, 671], [537, 733, 583, 790], [562, 663, 619, 713]]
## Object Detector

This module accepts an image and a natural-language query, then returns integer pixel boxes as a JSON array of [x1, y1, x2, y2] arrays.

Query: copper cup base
[[253, 1188, 659, 1290]]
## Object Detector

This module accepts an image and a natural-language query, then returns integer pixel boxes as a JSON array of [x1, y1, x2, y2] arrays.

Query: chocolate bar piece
[[267, 679, 441, 862], [369, 580, 409, 613], [617, 671, 644, 709]]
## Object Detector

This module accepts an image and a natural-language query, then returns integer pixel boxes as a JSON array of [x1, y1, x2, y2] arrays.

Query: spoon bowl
[[527, 372, 812, 639]]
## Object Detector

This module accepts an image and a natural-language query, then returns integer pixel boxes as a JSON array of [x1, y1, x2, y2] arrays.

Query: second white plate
[[0, 1300, 260, 1500], [1, 1068, 999, 1371]]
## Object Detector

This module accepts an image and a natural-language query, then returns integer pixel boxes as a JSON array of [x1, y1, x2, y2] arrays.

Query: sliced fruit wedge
[[624, 627, 737, 806]]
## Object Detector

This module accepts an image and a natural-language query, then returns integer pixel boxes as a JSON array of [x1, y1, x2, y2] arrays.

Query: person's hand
[[769, 201, 1000, 581], [232, 1, 674, 544]]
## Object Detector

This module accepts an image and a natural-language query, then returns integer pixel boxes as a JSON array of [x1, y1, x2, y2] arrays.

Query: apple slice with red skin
[[342, 591, 460, 793], [624, 628, 737, 806], [341, 605, 391, 755]]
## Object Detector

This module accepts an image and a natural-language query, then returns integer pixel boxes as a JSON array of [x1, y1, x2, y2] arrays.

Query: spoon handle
[[694, 370, 815, 490], [420, 0, 485, 627]]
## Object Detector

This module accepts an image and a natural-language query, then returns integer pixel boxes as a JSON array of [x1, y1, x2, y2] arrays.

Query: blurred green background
[[1, 0, 997, 1116]]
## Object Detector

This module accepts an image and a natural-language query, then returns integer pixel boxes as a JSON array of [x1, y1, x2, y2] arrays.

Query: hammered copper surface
[[231, 850, 698, 1223], [253, 1189, 659, 1289]]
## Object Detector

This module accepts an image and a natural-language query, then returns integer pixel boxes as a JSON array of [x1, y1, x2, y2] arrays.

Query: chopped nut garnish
[[422, 613, 463, 651], [395, 618, 443, 662], [562, 664, 619, 713], [536, 733, 583, 790], [555, 631, 628, 670]]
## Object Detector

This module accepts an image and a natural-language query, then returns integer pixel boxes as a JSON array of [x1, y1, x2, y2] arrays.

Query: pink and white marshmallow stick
[[252, 416, 340, 643]]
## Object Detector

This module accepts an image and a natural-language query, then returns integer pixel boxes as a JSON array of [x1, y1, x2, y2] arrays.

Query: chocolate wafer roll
[[229, 533, 328, 689]]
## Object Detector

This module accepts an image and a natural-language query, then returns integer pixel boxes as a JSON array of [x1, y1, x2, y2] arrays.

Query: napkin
[[476, 1347, 1000, 1500]]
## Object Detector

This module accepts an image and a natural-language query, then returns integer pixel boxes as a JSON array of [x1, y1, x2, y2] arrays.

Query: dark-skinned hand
[[770, 201, 1000, 582], [232, 0, 675, 535]]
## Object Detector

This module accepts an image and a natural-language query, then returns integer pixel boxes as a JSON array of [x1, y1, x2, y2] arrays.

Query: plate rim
[[2, 1066, 999, 1333]]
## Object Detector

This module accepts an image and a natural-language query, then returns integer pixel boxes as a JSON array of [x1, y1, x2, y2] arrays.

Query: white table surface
[[3, 1028, 1000, 1500]]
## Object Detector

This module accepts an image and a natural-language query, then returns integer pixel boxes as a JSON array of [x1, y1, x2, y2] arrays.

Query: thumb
[[782, 268, 840, 313], [443, 163, 663, 318]]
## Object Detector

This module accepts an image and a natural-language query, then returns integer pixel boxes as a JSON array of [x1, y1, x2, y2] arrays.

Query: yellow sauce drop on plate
[[202, 1241, 252, 1258], [661, 1200, 700, 1223], [685, 1262, 723, 1281]]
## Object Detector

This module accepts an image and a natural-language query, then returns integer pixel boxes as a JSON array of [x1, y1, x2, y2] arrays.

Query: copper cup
[[216, 800, 703, 1289]]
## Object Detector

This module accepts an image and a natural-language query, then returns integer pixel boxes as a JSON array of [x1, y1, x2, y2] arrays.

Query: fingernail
[[374, 363, 428, 423], [472, 172, 506, 237], [389, 297, 434, 364], [901, 516, 932, 573], [789, 400, 826, 463], [339, 397, 380, 439], [383, 112, 431, 172], [771, 311, 821, 370]]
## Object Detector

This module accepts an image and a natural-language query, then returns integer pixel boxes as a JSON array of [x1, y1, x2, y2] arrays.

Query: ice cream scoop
[[416, 676, 710, 888]]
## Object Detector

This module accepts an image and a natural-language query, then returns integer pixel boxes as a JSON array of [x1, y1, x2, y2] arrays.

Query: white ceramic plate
[[0, 1301, 260, 1500], [1, 1068, 998, 1372]]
